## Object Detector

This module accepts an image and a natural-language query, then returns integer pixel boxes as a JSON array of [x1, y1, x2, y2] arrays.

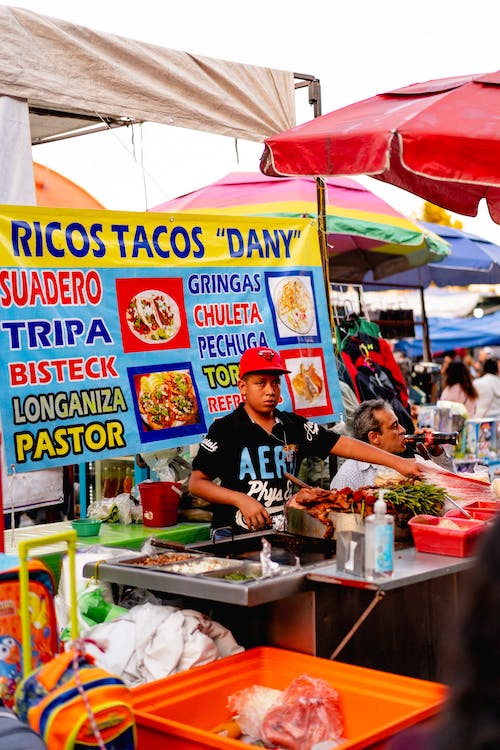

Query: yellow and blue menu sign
[[0, 206, 343, 472]]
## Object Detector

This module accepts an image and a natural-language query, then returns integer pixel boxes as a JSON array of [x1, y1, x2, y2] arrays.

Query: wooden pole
[[315, 176, 335, 333]]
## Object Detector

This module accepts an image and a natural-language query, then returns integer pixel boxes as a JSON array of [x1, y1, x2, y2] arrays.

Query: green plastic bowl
[[71, 518, 102, 537]]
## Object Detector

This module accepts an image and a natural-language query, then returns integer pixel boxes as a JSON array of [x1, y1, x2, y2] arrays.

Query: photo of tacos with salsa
[[137, 369, 200, 430], [126, 290, 180, 343]]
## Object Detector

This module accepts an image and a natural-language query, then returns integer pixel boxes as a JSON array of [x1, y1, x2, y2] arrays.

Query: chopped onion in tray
[[164, 557, 235, 575]]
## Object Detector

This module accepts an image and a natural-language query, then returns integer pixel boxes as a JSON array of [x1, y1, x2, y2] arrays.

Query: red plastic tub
[[138, 481, 182, 527], [409, 514, 487, 557], [445, 500, 500, 522], [132, 647, 446, 749]]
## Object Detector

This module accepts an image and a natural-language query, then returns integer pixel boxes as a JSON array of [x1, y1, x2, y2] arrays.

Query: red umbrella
[[260, 71, 500, 223]]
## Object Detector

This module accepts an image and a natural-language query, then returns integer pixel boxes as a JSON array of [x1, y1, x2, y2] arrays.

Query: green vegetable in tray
[[222, 571, 259, 581], [384, 480, 445, 517]]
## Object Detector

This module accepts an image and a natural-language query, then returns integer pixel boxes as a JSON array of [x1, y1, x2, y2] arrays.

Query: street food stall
[[82, 469, 500, 682], [0, 9, 480, 750], [81, 524, 476, 682]]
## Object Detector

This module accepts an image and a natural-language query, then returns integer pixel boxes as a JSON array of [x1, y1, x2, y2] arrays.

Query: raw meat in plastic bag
[[228, 684, 283, 740], [261, 674, 344, 750]]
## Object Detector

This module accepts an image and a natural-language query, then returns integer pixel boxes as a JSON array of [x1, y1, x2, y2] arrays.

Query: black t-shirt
[[192, 404, 340, 531]]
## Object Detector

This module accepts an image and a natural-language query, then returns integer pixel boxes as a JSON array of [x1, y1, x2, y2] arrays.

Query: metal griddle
[[189, 528, 336, 566]]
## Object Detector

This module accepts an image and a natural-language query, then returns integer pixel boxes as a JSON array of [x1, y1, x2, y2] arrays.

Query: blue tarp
[[400, 310, 500, 357]]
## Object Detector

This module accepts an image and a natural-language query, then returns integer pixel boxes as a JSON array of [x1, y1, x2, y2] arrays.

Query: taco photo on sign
[[292, 362, 324, 403], [136, 368, 200, 430], [126, 289, 181, 344], [283, 350, 332, 417], [116, 277, 190, 354], [274, 276, 315, 334]]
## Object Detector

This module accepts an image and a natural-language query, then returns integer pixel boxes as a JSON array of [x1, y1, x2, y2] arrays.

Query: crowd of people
[[438, 346, 500, 419]]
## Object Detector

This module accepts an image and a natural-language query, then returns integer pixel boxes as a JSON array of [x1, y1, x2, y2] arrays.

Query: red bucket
[[139, 481, 182, 527]]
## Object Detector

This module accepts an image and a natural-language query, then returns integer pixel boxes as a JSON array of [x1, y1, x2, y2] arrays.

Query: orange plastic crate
[[409, 514, 486, 556], [132, 647, 445, 749]]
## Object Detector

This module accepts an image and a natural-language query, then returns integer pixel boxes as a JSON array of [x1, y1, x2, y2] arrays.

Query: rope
[[70, 638, 107, 750]]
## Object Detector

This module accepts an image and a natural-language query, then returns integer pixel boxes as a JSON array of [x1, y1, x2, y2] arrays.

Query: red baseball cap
[[239, 346, 291, 378]]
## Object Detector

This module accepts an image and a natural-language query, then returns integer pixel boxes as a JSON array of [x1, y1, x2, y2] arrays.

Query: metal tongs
[[150, 537, 188, 551], [444, 494, 473, 519], [414, 447, 474, 520]]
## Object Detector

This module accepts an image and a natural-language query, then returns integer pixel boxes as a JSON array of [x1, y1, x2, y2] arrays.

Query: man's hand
[[236, 494, 272, 531], [412, 428, 444, 457], [414, 442, 443, 460], [393, 456, 422, 477]]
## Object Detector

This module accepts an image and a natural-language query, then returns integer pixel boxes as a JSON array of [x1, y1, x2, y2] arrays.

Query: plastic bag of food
[[87, 498, 117, 521], [261, 674, 344, 750], [227, 684, 283, 740]]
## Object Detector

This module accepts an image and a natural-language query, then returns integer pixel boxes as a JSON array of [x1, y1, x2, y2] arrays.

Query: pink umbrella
[[260, 71, 500, 223], [153, 172, 448, 282]]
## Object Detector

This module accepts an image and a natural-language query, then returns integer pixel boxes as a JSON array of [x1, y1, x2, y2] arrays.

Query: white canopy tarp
[[0, 96, 35, 203], [0, 6, 296, 144]]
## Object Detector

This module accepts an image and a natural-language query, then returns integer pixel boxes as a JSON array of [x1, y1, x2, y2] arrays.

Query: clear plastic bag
[[261, 674, 344, 750], [87, 494, 140, 524], [227, 684, 283, 740], [259, 538, 284, 577]]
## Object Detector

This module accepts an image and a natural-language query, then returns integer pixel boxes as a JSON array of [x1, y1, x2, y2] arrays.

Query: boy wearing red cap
[[189, 346, 420, 534]]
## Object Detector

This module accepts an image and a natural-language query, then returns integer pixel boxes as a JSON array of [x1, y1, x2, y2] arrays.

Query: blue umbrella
[[364, 221, 500, 288]]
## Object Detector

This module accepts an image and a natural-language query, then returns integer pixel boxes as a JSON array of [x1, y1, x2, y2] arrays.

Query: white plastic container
[[364, 491, 394, 580]]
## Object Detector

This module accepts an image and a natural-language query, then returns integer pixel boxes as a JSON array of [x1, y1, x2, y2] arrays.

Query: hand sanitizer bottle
[[364, 490, 394, 580]]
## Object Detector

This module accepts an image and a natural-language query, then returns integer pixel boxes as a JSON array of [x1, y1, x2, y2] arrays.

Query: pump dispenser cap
[[374, 490, 387, 515]]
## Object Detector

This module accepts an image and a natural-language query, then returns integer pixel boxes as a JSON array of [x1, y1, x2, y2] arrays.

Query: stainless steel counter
[[307, 546, 473, 591], [83, 545, 473, 607], [83, 543, 476, 680], [82, 554, 332, 607]]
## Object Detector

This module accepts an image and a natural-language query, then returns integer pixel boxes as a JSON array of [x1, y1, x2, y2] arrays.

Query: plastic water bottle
[[364, 490, 394, 580]]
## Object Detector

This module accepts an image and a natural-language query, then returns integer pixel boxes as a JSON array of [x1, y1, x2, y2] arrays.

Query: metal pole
[[295, 76, 334, 331], [293, 74, 322, 117], [330, 589, 385, 660], [420, 287, 432, 361]]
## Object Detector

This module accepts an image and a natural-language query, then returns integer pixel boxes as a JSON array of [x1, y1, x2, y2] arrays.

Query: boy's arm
[[331, 435, 421, 477], [188, 470, 272, 530]]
